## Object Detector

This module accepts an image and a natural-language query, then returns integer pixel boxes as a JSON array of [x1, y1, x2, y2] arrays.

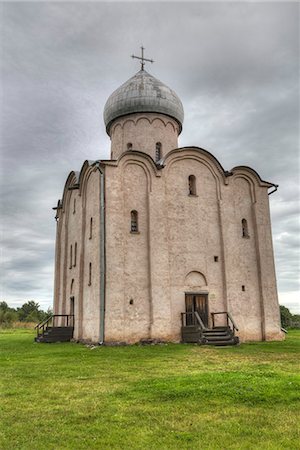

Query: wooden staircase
[[181, 311, 239, 346], [35, 315, 74, 343]]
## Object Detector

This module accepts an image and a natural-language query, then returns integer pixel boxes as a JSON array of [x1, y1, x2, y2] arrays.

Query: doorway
[[185, 293, 208, 327]]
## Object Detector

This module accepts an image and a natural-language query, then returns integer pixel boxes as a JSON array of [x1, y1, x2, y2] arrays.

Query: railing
[[211, 312, 239, 335], [35, 314, 74, 338], [181, 311, 207, 330]]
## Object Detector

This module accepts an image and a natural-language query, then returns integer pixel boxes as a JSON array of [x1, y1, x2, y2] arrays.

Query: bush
[[0, 308, 18, 327], [280, 305, 300, 329]]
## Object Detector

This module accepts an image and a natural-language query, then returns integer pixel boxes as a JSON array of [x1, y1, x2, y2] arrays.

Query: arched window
[[88, 263, 92, 286], [130, 210, 138, 233], [188, 175, 197, 196], [89, 217, 93, 240], [127, 142, 133, 150], [242, 219, 249, 238], [155, 142, 162, 162], [69, 245, 73, 269], [73, 242, 77, 267]]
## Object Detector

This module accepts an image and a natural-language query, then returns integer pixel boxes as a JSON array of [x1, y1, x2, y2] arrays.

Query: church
[[47, 50, 283, 345]]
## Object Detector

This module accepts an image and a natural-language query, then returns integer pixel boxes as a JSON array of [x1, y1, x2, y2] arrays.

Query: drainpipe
[[268, 184, 278, 196], [93, 162, 106, 345]]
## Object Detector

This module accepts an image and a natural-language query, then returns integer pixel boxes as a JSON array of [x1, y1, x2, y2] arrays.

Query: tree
[[280, 305, 293, 329], [0, 301, 9, 311], [17, 301, 45, 322], [0, 302, 18, 326]]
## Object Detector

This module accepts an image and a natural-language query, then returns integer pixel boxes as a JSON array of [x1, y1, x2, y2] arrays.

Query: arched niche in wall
[[184, 271, 207, 289]]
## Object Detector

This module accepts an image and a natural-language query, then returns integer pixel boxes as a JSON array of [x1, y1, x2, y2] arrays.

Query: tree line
[[0, 301, 52, 326], [280, 305, 300, 329], [0, 301, 299, 329]]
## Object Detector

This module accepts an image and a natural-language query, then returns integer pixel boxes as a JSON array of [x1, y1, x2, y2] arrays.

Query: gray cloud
[[1, 2, 299, 312]]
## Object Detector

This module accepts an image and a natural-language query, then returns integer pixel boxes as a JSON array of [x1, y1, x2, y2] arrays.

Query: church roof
[[103, 69, 184, 135]]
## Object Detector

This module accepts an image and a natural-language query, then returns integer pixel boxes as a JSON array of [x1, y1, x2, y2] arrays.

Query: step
[[205, 337, 239, 346], [35, 326, 74, 343], [204, 328, 230, 334], [203, 331, 232, 336], [36, 335, 73, 343], [212, 326, 230, 331], [204, 335, 233, 342]]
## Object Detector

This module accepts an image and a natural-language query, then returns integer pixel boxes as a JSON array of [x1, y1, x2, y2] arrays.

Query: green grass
[[0, 329, 299, 449]]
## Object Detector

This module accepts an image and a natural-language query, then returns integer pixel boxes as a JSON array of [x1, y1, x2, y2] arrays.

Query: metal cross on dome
[[131, 46, 154, 70]]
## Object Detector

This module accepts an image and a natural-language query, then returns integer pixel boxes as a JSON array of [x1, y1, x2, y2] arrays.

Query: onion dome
[[103, 69, 184, 135]]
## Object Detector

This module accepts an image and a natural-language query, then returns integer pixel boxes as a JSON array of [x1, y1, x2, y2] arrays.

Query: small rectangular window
[[89, 217, 93, 240], [73, 242, 77, 267], [88, 263, 92, 286], [130, 210, 138, 233], [69, 245, 73, 269], [188, 175, 197, 196]]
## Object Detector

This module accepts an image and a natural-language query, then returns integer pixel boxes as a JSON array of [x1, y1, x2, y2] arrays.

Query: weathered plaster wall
[[104, 148, 282, 343], [109, 113, 180, 160], [54, 149, 282, 344], [80, 169, 101, 342], [164, 153, 225, 340], [105, 159, 151, 342]]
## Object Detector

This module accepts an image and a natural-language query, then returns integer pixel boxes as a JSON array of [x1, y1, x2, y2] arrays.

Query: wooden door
[[185, 294, 208, 327]]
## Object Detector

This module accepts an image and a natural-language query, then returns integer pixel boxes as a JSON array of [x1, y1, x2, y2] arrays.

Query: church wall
[[102, 149, 283, 344], [54, 211, 65, 316], [252, 188, 283, 341], [164, 155, 225, 340], [109, 113, 179, 160], [80, 170, 101, 342], [105, 160, 151, 342], [223, 177, 263, 341], [53, 185, 82, 334], [66, 190, 82, 339]]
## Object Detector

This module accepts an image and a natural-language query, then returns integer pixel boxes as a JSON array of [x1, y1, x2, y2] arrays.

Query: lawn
[[0, 329, 299, 450]]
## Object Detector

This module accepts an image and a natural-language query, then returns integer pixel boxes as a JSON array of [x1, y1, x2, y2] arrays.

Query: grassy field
[[0, 329, 299, 450]]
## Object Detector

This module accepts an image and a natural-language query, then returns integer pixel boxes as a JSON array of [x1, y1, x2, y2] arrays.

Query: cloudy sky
[[1, 1, 299, 313]]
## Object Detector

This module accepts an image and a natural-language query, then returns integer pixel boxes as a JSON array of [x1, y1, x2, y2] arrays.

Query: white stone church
[[46, 52, 283, 345]]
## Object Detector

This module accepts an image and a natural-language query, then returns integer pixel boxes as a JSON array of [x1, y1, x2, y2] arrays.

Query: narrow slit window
[[242, 219, 249, 238], [131, 210, 138, 233], [127, 142, 133, 150], [69, 245, 73, 269], [188, 175, 197, 196], [73, 242, 77, 267], [70, 279, 74, 294], [89, 217, 93, 240], [155, 142, 162, 162], [88, 263, 92, 286], [73, 198, 76, 214]]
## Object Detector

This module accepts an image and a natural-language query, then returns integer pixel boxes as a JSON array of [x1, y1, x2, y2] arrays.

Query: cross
[[131, 46, 154, 70]]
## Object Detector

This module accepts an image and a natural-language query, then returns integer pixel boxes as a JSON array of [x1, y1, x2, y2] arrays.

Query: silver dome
[[103, 69, 184, 135]]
